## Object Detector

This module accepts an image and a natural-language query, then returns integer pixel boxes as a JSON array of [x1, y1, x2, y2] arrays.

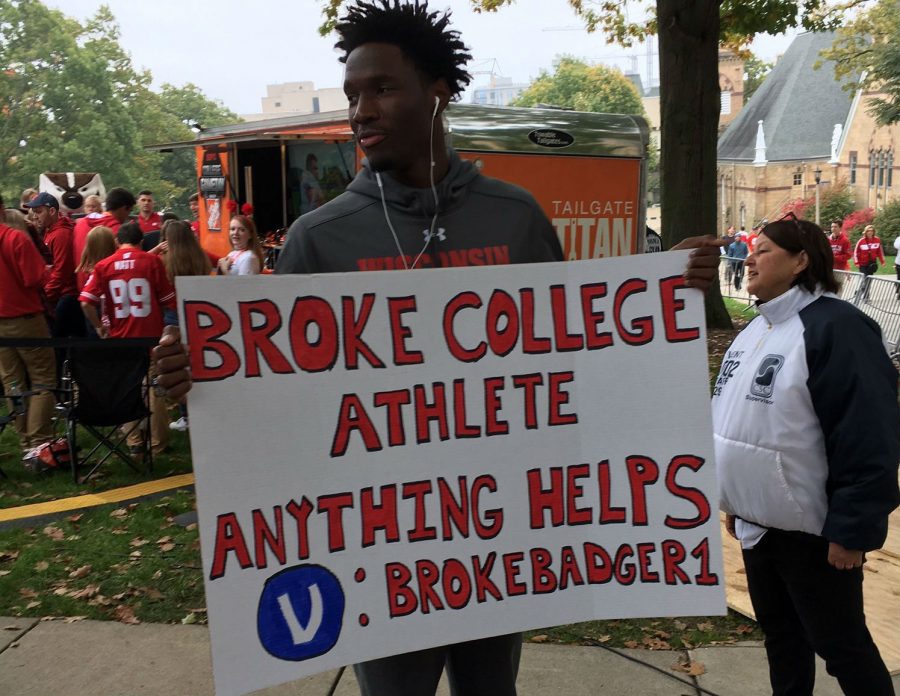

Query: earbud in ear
[[433, 96, 441, 118]]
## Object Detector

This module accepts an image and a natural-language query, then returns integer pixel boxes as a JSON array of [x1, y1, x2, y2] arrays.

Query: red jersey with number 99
[[79, 246, 175, 338]]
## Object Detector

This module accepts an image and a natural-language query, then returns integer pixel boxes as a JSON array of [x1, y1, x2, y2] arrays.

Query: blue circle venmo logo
[[257, 564, 345, 661]]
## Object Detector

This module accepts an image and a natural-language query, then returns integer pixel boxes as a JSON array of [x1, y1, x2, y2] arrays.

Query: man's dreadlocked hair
[[335, 0, 473, 99]]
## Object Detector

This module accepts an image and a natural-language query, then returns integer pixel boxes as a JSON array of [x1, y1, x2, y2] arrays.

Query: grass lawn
[[0, 309, 764, 646], [0, 422, 194, 509]]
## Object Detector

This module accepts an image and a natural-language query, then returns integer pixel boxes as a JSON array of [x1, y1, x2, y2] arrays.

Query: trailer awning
[[147, 121, 353, 152]]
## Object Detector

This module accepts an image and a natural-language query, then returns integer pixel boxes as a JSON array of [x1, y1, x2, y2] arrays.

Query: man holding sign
[[154, 2, 723, 694]]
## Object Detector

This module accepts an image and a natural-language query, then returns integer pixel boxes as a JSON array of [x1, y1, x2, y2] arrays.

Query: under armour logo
[[422, 227, 447, 242]]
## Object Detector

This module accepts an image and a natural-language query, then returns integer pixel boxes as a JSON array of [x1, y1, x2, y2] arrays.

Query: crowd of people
[[0, 184, 267, 465], [2, 1, 899, 694]]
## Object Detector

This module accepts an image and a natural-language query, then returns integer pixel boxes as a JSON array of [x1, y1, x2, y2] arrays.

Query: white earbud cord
[[375, 99, 442, 271]]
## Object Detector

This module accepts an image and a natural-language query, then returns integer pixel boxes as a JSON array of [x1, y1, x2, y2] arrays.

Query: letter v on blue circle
[[257, 564, 345, 661]]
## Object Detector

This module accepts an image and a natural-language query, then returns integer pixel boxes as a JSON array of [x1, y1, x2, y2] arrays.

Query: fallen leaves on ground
[[109, 508, 129, 519], [68, 565, 92, 579], [42, 526, 64, 541], [113, 604, 140, 624], [642, 635, 671, 650], [671, 659, 706, 676], [34, 561, 49, 572], [68, 585, 100, 600], [157, 536, 176, 552], [140, 587, 165, 601]]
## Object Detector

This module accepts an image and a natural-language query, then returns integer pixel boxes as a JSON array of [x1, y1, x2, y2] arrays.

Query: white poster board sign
[[179, 253, 725, 696]]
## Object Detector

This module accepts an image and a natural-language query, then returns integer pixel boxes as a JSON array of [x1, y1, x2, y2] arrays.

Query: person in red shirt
[[24, 192, 83, 337], [0, 220, 56, 459], [80, 222, 176, 454], [828, 220, 851, 271], [73, 187, 137, 265], [853, 224, 886, 302], [136, 190, 162, 236]]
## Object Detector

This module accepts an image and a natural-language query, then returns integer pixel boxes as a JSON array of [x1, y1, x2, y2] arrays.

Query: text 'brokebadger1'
[[183, 275, 700, 457], [208, 457, 717, 615]]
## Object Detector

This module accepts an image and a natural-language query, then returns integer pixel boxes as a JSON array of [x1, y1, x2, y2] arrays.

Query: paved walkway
[[2, 617, 897, 696]]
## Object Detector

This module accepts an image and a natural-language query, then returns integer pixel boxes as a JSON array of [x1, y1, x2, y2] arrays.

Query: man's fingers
[[159, 325, 181, 346], [152, 326, 192, 400], [155, 351, 190, 377], [671, 234, 728, 251], [156, 372, 192, 401], [688, 249, 722, 266]]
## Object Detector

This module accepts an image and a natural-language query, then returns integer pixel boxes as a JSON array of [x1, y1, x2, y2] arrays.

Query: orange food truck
[[154, 104, 652, 263]]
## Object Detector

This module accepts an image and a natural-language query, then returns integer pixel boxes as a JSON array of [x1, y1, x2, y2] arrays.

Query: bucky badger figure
[[38, 172, 106, 216]]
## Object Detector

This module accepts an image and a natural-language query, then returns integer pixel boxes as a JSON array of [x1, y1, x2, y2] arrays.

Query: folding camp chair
[[61, 341, 154, 482]]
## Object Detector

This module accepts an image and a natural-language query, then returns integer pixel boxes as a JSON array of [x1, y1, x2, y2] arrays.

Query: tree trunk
[[657, 0, 732, 329]]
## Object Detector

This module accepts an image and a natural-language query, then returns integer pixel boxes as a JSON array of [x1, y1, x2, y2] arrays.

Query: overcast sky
[[48, 0, 797, 115]]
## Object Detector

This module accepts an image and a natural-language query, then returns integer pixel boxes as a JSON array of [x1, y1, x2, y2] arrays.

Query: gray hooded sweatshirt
[[276, 149, 563, 275]]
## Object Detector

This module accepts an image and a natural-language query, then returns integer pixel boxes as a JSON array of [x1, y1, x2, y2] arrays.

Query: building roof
[[718, 31, 855, 162]]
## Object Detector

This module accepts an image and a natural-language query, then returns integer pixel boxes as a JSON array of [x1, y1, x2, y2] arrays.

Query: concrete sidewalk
[[0, 617, 895, 696]]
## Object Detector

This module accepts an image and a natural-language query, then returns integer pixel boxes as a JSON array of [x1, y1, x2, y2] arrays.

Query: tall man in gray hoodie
[[154, 1, 723, 693]]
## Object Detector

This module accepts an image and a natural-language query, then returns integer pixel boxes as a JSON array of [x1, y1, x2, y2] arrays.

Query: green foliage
[[873, 199, 900, 256], [779, 181, 855, 225], [823, 0, 900, 126], [468, 0, 860, 48], [818, 181, 856, 226], [512, 57, 646, 116], [743, 54, 774, 102], [0, 0, 239, 213]]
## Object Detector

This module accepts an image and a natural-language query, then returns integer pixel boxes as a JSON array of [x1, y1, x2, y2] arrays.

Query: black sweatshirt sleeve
[[528, 200, 564, 263], [802, 297, 900, 551], [276, 217, 318, 275]]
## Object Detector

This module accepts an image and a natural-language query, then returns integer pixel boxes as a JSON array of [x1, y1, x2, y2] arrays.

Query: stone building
[[717, 31, 897, 233]]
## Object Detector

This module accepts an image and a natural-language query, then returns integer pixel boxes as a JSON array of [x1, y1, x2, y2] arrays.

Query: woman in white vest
[[712, 213, 899, 696]]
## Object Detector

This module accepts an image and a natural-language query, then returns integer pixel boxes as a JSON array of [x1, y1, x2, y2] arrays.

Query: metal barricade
[[718, 255, 753, 304], [834, 270, 900, 358]]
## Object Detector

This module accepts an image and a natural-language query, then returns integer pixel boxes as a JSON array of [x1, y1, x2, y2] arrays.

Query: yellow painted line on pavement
[[0, 473, 195, 523]]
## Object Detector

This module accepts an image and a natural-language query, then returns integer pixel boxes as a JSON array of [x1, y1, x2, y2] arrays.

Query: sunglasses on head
[[777, 212, 808, 236]]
